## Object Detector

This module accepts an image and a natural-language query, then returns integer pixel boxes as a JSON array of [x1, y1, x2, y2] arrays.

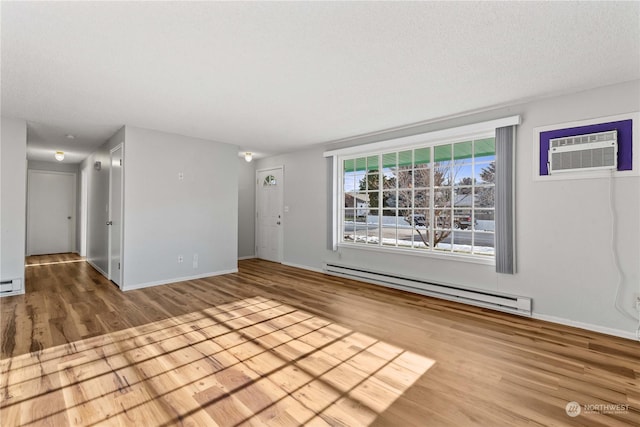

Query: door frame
[[26, 169, 77, 256], [108, 143, 125, 288], [255, 166, 284, 262], [80, 168, 88, 257]]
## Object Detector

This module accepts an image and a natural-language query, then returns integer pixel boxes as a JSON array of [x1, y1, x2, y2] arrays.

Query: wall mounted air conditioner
[[548, 130, 617, 174]]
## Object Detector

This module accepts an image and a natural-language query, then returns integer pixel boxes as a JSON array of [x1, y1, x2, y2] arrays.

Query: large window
[[341, 137, 496, 258]]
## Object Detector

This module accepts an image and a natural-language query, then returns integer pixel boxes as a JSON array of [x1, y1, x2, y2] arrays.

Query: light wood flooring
[[1, 253, 639, 426]]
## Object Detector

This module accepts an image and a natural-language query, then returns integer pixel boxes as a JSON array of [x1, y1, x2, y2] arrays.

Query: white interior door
[[108, 144, 123, 287], [27, 170, 76, 255], [256, 167, 283, 262]]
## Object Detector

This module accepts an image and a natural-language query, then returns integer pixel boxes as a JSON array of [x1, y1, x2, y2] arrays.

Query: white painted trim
[[337, 243, 496, 266], [255, 166, 286, 173], [326, 117, 512, 264], [238, 255, 256, 260], [122, 269, 239, 291], [532, 312, 638, 341], [281, 262, 324, 274], [26, 169, 77, 256], [79, 169, 88, 257], [323, 115, 521, 158], [532, 111, 640, 181], [330, 156, 339, 251], [108, 143, 125, 288], [120, 143, 126, 287], [87, 259, 108, 278]]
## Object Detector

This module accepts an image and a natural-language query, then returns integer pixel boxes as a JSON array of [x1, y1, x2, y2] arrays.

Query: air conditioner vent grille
[[548, 130, 617, 174], [550, 130, 617, 148], [551, 146, 616, 172]]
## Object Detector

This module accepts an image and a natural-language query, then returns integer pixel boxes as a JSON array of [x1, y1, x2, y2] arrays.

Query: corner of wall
[[0, 117, 27, 290], [238, 157, 256, 259]]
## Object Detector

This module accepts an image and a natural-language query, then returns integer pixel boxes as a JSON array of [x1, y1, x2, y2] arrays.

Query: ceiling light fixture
[[65, 134, 75, 140], [55, 151, 65, 161], [244, 152, 253, 162]]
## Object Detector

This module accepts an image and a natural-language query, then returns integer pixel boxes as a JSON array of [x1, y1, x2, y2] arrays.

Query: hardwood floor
[[1, 254, 639, 426]]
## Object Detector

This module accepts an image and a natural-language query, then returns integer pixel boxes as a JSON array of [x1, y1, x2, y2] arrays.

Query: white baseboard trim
[[532, 313, 638, 341], [281, 262, 324, 274], [122, 269, 239, 292], [238, 255, 256, 260], [277, 262, 638, 342], [87, 260, 108, 278]]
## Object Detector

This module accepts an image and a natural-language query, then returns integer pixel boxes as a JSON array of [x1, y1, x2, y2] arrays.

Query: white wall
[[81, 127, 124, 276], [257, 80, 640, 339], [499, 81, 640, 338], [0, 117, 27, 295], [258, 148, 331, 270], [123, 126, 238, 289], [238, 157, 256, 258]]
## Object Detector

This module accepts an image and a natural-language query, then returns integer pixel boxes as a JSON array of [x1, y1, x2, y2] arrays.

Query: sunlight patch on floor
[[25, 259, 86, 267], [0, 296, 435, 426]]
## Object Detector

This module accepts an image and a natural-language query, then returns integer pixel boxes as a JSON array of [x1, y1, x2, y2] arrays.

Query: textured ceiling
[[2, 1, 639, 163]]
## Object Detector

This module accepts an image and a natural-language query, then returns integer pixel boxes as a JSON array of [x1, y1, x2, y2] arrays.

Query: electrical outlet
[[193, 254, 198, 269], [178, 255, 183, 263]]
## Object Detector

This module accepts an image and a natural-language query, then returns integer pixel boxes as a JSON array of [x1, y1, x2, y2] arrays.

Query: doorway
[[26, 170, 76, 255], [256, 167, 283, 263]]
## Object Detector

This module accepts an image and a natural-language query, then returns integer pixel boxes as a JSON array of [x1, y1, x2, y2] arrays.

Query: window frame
[[324, 115, 521, 265], [339, 133, 495, 263]]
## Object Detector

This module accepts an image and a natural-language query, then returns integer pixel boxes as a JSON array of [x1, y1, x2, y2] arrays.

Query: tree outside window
[[342, 138, 496, 256]]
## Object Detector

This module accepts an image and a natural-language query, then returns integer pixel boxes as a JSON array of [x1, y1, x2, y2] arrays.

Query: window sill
[[336, 242, 496, 266]]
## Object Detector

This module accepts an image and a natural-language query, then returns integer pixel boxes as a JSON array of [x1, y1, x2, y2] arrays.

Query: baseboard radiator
[[0, 278, 22, 294], [324, 263, 532, 316]]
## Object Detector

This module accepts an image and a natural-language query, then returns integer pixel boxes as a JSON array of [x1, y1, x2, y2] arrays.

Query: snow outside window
[[341, 137, 496, 258]]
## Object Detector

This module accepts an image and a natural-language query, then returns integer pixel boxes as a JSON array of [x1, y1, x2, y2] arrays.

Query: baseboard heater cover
[[0, 278, 22, 293], [324, 263, 532, 316]]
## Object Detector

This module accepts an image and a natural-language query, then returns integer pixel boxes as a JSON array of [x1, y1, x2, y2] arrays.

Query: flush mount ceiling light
[[244, 152, 253, 162], [54, 151, 65, 161], [65, 134, 75, 140]]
